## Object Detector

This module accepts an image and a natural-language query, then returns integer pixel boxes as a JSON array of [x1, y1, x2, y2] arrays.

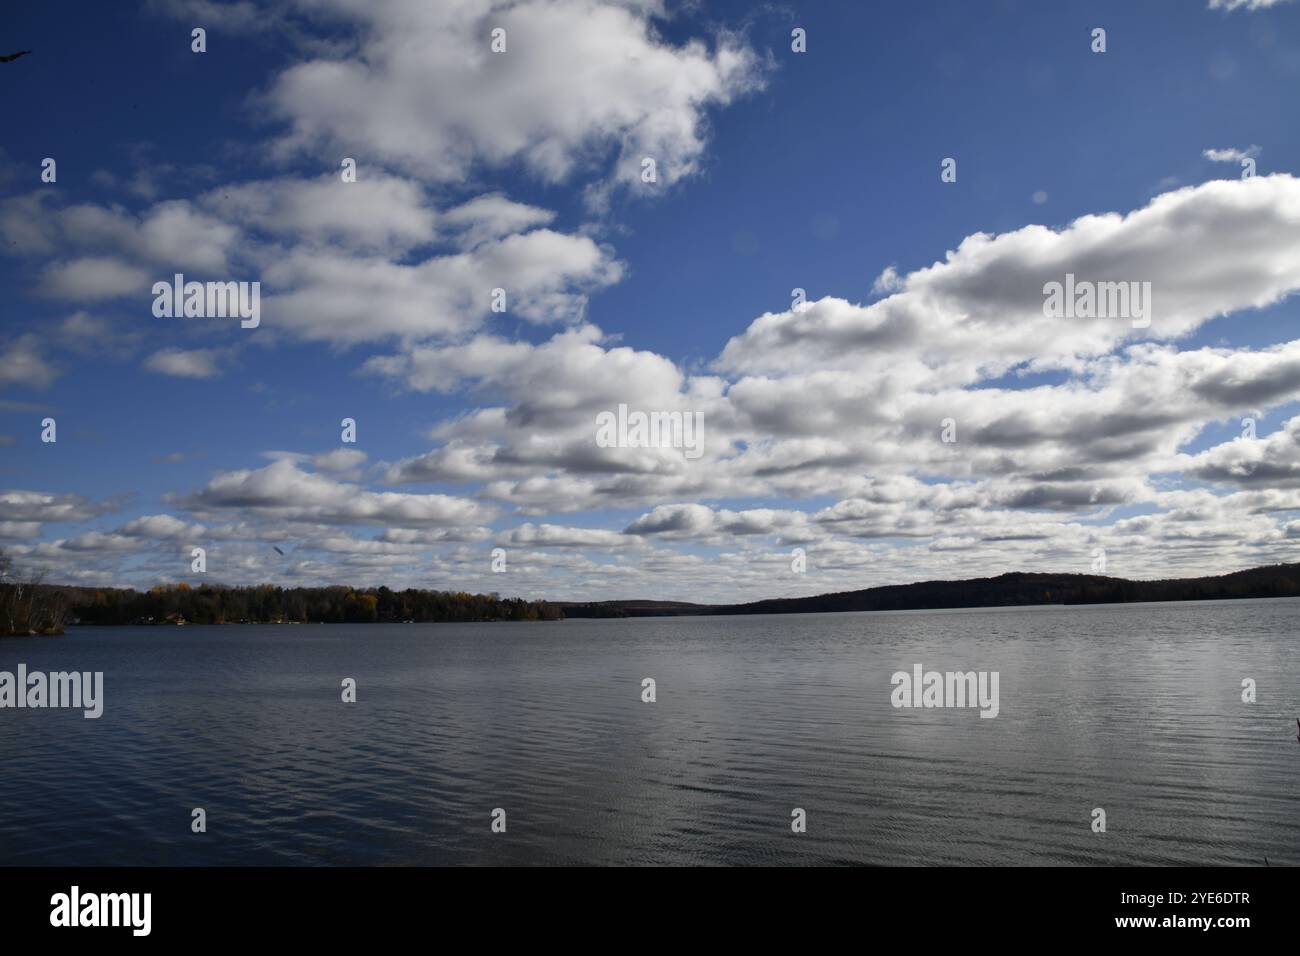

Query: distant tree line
[[0, 546, 561, 633], [64, 583, 562, 626]]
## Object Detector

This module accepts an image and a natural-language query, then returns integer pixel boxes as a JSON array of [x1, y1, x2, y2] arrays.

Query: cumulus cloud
[[365, 175, 1300, 519], [719, 175, 1300, 380], [1207, 0, 1293, 10], [121, 513, 206, 539], [144, 348, 228, 379], [0, 491, 119, 542], [23, 199, 239, 276], [263, 228, 621, 344], [38, 257, 151, 301], [260, 0, 765, 202], [0, 335, 59, 389], [371, 324, 729, 497], [178, 459, 495, 529], [201, 173, 437, 255], [1203, 145, 1261, 163], [311, 448, 368, 476], [5, 182, 617, 347], [441, 194, 556, 249], [502, 522, 636, 548], [1179, 417, 1300, 488]]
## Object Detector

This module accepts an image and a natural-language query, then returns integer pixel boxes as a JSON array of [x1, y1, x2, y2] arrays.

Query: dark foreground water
[[1, 599, 1298, 865]]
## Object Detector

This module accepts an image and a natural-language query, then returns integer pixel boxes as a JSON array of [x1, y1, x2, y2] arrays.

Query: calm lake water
[[1, 598, 1298, 866]]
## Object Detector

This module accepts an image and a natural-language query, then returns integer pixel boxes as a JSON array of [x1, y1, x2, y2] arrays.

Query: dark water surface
[[2, 599, 1298, 865]]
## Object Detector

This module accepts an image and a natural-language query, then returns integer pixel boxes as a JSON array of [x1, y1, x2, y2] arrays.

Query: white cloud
[[1179, 417, 1300, 487], [441, 194, 556, 249], [1203, 145, 1261, 163], [0, 492, 104, 523], [202, 173, 437, 255], [312, 448, 368, 476], [261, 0, 765, 202], [39, 257, 150, 301], [8, 181, 615, 347], [0, 335, 59, 389], [144, 348, 226, 379], [502, 522, 637, 548], [1208, 0, 1294, 10], [179, 459, 495, 529], [718, 175, 1300, 380], [121, 514, 206, 539], [53, 200, 237, 272], [262, 228, 621, 344]]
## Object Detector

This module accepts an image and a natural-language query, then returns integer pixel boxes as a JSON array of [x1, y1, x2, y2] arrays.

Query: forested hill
[[558, 563, 1300, 618], [710, 564, 1300, 616]]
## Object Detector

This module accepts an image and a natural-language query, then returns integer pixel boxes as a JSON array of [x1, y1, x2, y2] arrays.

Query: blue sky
[[3, 0, 1300, 601]]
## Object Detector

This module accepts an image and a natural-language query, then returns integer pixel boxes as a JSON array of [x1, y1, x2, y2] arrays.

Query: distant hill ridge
[[557, 563, 1300, 618]]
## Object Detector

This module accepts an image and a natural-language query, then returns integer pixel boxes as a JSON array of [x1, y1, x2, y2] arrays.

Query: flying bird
[[0, 51, 32, 63], [273, 546, 286, 556]]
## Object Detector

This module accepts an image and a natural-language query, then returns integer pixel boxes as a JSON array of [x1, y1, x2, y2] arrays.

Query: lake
[[1, 598, 1297, 865]]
